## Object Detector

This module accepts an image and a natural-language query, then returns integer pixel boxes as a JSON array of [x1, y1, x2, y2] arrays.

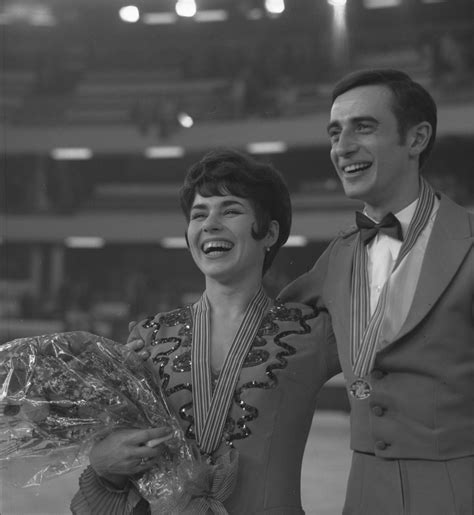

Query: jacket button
[[372, 405, 384, 417], [375, 440, 388, 450], [372, 369, 385, 380]]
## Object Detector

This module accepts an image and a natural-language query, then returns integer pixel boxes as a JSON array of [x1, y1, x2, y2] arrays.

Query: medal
[[349, 379, 371, 400]]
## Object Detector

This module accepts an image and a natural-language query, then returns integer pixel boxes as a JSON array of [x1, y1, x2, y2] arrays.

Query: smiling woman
[[71, 148, 341, 515]]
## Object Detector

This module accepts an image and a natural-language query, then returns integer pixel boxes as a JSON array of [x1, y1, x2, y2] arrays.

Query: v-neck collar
[[191, 287, 270, 455]]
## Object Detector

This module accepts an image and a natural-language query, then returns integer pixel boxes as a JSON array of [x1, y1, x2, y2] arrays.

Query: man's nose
[[333, 130, 358, 157]]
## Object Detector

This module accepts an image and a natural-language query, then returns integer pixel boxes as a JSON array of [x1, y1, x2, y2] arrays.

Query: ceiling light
[[119, 5, 140, 23], [51, 148, 92, 160], [178, 113, 193, 128], [175, 0, 196, 18], [247, 141, 287, 154], [144, 146, 185, 159], [284, 235, 308, 247], [65, 237, 105, 248]]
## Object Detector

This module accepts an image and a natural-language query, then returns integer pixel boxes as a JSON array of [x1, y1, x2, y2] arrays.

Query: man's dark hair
[[332, 69, 437, 169], [179, 148, 292, 275]]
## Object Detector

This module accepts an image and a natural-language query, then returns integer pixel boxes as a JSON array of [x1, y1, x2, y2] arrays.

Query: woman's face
[[187, 193, 278, 285]]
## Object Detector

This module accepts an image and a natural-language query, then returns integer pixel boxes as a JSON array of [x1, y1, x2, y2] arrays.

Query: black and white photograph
[[1, 0, 473, 514]]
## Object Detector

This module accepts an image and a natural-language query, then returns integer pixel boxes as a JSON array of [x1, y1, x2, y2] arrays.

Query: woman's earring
[[265, 247, 271, 253]]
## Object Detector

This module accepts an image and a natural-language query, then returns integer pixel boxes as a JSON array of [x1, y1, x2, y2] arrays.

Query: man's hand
[[126, 338, 150, 361], [126, 321, 150, 360]]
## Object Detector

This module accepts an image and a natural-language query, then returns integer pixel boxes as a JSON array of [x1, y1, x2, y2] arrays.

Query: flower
[[0, 331, 193, 502]]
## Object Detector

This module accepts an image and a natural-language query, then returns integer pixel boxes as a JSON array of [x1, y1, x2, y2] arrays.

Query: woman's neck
[[204, 279, 263, 320]]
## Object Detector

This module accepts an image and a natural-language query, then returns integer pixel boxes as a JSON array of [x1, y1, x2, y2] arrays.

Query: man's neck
[[365, 185, 420, 221]]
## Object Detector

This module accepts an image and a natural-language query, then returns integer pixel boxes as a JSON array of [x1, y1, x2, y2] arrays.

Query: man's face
[[327, 84, 417, 214]]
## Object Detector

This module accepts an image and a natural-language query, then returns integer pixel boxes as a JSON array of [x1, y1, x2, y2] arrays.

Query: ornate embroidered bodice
[[129, 300, 339, 514], [134, 301, 325, 446]]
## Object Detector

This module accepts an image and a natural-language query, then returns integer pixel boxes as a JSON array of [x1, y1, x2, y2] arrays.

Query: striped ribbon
[[350, 178, 436, 378], [191, 287, 270, 455]]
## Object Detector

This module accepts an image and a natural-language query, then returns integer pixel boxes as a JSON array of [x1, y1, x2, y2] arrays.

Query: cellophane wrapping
[[0, 331, 198, 512]]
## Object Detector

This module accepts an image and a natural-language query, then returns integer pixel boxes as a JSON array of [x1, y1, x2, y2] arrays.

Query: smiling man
[[280, 69, 474, 514]]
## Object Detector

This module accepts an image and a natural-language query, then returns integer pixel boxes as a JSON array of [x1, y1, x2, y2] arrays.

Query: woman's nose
[[202, 213, 222, 232]]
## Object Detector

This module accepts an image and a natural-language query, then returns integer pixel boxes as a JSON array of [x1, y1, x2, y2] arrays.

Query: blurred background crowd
[[1, 0, 473, 363]]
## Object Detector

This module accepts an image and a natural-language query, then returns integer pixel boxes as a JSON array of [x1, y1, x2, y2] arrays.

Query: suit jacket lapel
[[397, 195, 473, 341], [329, 231, 358, 342]]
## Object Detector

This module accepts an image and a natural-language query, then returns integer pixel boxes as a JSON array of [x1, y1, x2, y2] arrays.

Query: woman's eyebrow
[[220, 199, 245, 208], [190, 199, 245, 211], [190, 203, 207, 211]]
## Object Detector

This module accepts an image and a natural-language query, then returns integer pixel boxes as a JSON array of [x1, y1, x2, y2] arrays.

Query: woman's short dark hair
[[179, 148, 292, 275], [332, 69, 437, 169]]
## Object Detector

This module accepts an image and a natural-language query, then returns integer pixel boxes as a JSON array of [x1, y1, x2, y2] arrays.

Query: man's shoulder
[[436, 193, 474, 235], [323, 223, 359, 251], [337, 223, 359, 239]]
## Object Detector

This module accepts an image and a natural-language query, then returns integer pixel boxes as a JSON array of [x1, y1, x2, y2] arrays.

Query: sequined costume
[[72, 298, 340, 514]]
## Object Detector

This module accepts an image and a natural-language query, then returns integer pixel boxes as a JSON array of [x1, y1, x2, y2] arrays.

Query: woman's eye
[[224, 209, 241, 216], [191, 213, 205, 220]]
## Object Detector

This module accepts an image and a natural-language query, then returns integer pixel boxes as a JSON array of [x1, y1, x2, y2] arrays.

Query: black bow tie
[[355, 211, 403, 245]]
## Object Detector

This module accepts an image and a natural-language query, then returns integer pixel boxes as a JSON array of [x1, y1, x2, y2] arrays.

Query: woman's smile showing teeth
[[202, 240, 234, 256], [342, 162, 372, 174]]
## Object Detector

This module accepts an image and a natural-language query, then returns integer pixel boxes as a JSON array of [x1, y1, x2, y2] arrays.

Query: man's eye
[[328, 131, 340, 143], [224, 209, 241, 215], [191, 213, 205, 220], [357, 123, 373, 132]]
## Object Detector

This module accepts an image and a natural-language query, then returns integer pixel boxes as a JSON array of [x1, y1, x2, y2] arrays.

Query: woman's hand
[[90, 427, 173, 487]]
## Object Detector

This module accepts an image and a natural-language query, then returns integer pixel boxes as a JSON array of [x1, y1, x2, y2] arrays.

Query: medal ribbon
[[191, 287, 270, 455], [350, 178, 436, 378]]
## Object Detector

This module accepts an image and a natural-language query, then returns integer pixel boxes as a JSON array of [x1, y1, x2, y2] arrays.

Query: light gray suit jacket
[[280, 193, 474, 460]]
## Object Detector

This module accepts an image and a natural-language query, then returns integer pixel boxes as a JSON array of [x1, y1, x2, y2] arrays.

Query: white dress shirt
[[366, 201, 418, 314], [365, 196, 440, 347]]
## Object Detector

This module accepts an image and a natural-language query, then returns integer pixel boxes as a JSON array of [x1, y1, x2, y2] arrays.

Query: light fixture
[[65, 237, 105, 248], [264, 0, 285, 15], [142, 12, 177, 24], [161, 237, 188, 249], [119, 5, 140, 23], [144, 146, 185, 159], [195, 9, 228, 22], [175, 0, 197, 18], [284, 236, 308, 247], [246, 141, 287, 154], [363, 0, 401, 8], [178, 113, 194, 128], [51, 148, 93, 160]]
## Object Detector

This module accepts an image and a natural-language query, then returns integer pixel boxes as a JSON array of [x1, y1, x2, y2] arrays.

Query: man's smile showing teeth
[[202, 240, 234, 255], [342, 162, 372, 174]]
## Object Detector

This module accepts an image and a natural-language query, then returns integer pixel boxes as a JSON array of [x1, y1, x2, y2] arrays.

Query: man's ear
[[265, 220, 280, 249], [408, 121, 432, 158]]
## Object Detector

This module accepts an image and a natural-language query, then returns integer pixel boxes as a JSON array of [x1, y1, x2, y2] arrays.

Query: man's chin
[[342, 185, 366, 202]]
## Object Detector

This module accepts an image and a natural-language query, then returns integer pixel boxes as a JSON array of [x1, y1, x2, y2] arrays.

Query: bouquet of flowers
[[0, 331, 196, 512]]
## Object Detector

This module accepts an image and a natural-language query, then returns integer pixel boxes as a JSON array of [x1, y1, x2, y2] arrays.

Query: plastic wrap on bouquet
[[0, 330, 195, 509]]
